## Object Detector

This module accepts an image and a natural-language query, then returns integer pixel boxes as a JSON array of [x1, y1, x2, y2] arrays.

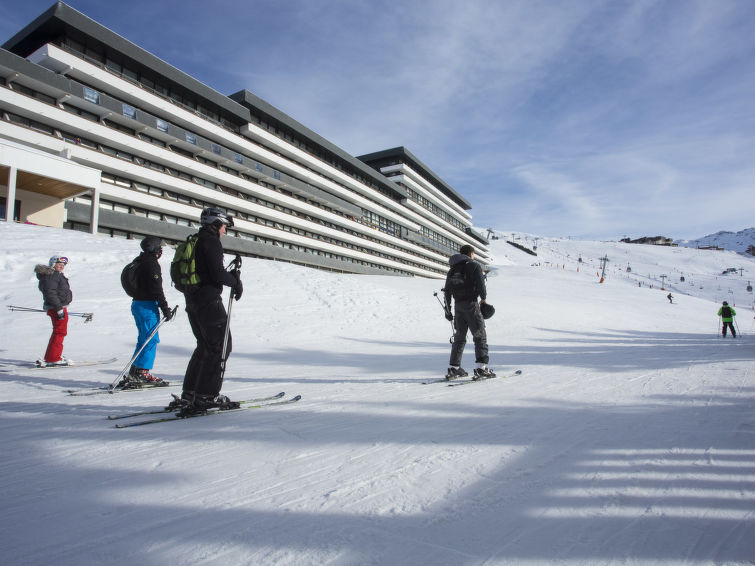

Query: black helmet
[[722, 301, 728, 306], [140, 236, 163, 253], [200, 207, 234, 227], [480, 302, 495, 319]]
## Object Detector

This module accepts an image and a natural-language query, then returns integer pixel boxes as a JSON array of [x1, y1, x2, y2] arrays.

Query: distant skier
[[120, 236, 172, 388], [34, 255, 73, 366], [667, 293, 673, 303], [443, 245, 494, 380], [717, 301, 737, 338]]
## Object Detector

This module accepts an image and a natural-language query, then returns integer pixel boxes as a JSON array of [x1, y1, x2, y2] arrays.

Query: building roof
[[229, 90, 408, 201], [3, 1, 253, 126], [357, 146, 472, 210], [3, 2, 407, 202]]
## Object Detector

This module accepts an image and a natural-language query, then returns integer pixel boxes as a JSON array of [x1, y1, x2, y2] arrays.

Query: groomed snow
[[1, 222, 753, 565]]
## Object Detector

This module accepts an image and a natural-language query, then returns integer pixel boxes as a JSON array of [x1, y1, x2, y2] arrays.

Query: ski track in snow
[[0, 223, 754, 565]]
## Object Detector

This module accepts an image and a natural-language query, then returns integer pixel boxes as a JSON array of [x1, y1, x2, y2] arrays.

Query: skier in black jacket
[[121, 236, 172, 387], [177, 207, 243, 413], [443, 245, 494, 380]]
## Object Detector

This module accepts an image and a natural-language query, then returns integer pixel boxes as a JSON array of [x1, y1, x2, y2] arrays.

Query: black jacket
[[35, 265, 73, 311], [444, 253, 486, 305], [131, 252, 169, 312], [192, 225, 237, 302]]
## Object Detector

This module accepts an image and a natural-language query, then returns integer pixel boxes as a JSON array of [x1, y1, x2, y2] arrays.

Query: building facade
[[1, 2, 489, 278]]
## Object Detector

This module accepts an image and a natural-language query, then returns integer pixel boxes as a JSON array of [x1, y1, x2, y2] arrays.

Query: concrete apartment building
[[0, 2, 489, 278]]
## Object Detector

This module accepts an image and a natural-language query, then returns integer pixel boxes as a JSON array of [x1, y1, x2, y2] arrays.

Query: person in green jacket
[[717, 301, 737, 338]]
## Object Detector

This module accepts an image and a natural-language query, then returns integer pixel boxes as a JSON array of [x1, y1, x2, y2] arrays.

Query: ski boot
[[473, 366, 496, 380], [36, 357, 73, 368], [173, 393, 240, 417], [133, 368, 169, 387], [213, 395, 241, 410], [118, 367, 169, 389], [445, 366, 468, 380], [165, 392, 193, 412], [168, 392, 206, 417]]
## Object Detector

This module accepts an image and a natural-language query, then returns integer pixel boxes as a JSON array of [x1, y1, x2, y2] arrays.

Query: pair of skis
[[422, 369, 522, 386], [62, 306, 180, 395], [110, 392, 302, 428], [67, 380, 175, 396]]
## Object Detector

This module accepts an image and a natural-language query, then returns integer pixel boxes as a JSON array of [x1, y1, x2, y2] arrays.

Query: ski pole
[[109, 305, 178, 390], [220, 254, 242, 383], [7, 305, 94, 322], [68, 312, 94, 323], [7, 305, 44, 313], [433, 291, 455, 344], [734, 318, 742, 337]]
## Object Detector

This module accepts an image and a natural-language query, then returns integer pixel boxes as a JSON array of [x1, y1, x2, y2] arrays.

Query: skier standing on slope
[[121, 236, 172, 388], [443, 244, 495, 380], [718, 301, 737, 338], [172, 207, 243, 414], [34, 255, 73, 366]]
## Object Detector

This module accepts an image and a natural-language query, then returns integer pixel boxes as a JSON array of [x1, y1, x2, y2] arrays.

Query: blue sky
[[2, 0, 755, 240]]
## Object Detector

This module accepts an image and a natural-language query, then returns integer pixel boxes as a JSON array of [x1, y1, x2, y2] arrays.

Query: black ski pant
[[449, 299, 489, 367], [182, 294, 231, 398], [722, 321, 736, 337]]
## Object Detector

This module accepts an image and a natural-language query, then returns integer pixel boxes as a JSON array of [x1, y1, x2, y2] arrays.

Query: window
[[185, 132, 197, 145], [122, 66, 138, 82], [211, 143, 221, 155], [61, 103, 99, 122], [122, 104, 136, 119], [106, 58, 122, 74], [83, 86, 99, 104], [156, 118, 169, 133], [234, 153, 243, 165], [0, 197, 21, 221]]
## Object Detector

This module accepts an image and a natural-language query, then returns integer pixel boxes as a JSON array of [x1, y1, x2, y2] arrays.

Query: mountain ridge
[[676, 227, 755, 254]]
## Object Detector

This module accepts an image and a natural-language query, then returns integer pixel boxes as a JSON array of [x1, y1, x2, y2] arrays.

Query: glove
[[232, 272, 243, 301], [161, 307, 173, 321], [56, 309, 66, 320], [444, 309, 453, 322]]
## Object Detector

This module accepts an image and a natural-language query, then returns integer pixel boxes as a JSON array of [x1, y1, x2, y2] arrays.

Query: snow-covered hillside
[[676, 227, 755, 255], [499, 231, 755, 310], [1, 222, 753, 566]]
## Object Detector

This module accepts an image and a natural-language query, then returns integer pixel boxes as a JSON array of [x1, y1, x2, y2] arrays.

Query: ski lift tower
[[599, 255, 609, 283], [660, 274, 668, 290]]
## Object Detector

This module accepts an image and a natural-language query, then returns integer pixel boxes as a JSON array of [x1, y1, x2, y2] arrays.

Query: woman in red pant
[[34, 255, 73, 367]]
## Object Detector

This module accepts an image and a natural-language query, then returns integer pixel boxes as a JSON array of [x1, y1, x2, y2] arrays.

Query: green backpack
[[170, 234, 200, 293]]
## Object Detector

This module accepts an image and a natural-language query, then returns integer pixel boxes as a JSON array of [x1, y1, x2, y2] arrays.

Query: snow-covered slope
[[498, 231, 755, 309], [676, 227, 755, 254], [1, 222, 753, 566]]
